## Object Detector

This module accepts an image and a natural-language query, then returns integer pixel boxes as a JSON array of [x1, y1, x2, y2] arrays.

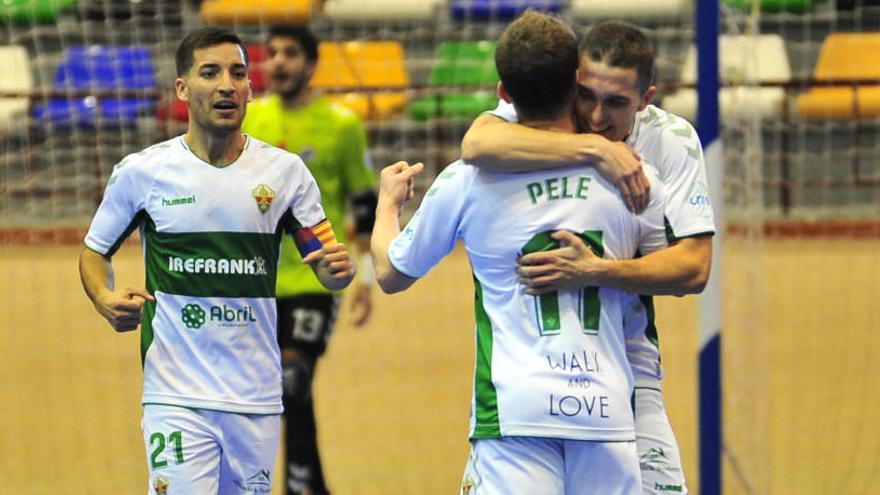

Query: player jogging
[[78, 27, 354, 494]]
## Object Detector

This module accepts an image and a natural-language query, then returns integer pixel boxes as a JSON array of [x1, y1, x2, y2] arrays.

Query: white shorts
[[142, 404, 280, 495], [459, 436, 641, 495], [634, 387, 688, 494]]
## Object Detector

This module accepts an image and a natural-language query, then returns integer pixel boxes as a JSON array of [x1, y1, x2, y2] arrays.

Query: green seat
[[723, 0, 812, 13], [412, 41, 499, 121], [0, 0, 76, 24]]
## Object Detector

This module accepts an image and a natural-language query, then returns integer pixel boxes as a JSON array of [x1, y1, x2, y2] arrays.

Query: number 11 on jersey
[[520, 230, 604, 336]]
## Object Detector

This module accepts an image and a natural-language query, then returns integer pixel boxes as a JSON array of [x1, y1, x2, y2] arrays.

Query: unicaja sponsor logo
[[167, 256, 268, 275], [161, 194, 196, 206]]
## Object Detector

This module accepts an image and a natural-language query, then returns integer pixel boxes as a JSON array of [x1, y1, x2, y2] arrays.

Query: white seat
[[571, 0, 692, 19], [662, 34, 791, 122], [323, 0, 445, 21], [0, 45, 32, 132]]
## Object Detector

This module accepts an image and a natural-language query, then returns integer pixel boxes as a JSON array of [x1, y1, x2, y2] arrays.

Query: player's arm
[[371, 161, 424, 294], [347, 188, 378, 325], [518, 234, 711, 296], [518, 168, 712, 297], [461, 112, 649, 212], [79, 246, 154, 332], [295, 219, 356, 292]]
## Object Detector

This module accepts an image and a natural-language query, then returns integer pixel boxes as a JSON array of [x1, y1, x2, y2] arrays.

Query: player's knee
[[282, 356, 315, 405]]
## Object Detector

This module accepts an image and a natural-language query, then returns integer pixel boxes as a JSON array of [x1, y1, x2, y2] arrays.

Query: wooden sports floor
[[1, 237, 878, 494]]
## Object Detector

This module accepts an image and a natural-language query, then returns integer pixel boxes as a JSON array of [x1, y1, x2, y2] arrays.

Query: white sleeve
[[658, 119, 716, 239], [484, 98, 519, 123], [388, 163, 470, 279], [83, 159, 148, 256], [288, 155, 327, 229], [637, 165, 671, 256]]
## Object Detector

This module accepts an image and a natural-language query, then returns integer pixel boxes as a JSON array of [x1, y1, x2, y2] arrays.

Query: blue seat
[[451, 0, 563, 20], [33, 45, 157, 127]]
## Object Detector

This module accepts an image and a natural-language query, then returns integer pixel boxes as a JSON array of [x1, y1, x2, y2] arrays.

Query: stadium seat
[[0, 45, 33, 133], [311, 41, 409, 121], [451, 0, 563, 21], [200, 0, 315, 24], [32, 45, 157, 127], [797, 33, 880, 120], [0, 0, 76, 24], [571, 0, 691, 19], [323, 0, 445, 21], [410, 41, 498, 121], [723, 0, 813, 13], [661, 34, 791, 122]]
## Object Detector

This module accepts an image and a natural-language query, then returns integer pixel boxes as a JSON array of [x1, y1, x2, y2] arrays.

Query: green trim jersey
[[489, 100, 717, 389], [243, 95, 376, 297], [388, 160, 669, 441], [84, 136, 327, 414]]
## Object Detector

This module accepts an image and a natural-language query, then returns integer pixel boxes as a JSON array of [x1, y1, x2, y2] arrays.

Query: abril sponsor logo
[[687, 182, 712, 218], [167, 256, 268, 276], [161, 194, 196, 207], [180, 302, 257, 329]]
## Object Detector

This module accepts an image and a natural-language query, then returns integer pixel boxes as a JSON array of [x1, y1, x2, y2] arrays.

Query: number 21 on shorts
[[150, 430, 185, 469], [520, 230, 604, 336]]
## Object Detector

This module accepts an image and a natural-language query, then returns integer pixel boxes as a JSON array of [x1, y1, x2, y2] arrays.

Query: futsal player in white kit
[[78, 27, 354, 494], [461, 20, 717, 494], [371, 12, 669, 495]]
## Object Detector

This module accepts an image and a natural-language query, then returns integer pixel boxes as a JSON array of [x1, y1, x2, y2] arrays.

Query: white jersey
[[489, 100, 716, 389], [389, 160, 668, 442], [84, 136, 326, 414]]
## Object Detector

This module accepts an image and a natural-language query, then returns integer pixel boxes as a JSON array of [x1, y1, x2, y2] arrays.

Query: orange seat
[[311, 41, 409, 120], [325, 93, 370, 120], [200, 0, 315, 24], [797, 33, 880, 119]]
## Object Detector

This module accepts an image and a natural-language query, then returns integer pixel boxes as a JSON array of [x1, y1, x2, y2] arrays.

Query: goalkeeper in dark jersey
[[242, 25, 377, 495]]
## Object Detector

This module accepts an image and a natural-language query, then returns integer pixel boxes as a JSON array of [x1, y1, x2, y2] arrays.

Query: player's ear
[[497, 82, 512, 103], [639, 84, 656, 111], [175, 77, 188, 102]]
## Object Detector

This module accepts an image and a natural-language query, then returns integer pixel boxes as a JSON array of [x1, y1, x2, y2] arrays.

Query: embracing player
[[372, 11, 670, 494], [461, 20, 716, 494]]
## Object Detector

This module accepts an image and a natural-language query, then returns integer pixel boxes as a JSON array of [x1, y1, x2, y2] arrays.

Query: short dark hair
[[267, 24, 319, 63], [176, 26, 248, 76], [580, 21, 655, 94], [495, 11, 578, 121]]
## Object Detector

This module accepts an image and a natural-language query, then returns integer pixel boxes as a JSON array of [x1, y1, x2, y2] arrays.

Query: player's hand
[[378, 161, 424, 210], [348, 283, 372, 327], [94, 286, 154, 332], [593, 139, 650, 213], [516, 230, 604, 294], [303, 243, 355, 290]]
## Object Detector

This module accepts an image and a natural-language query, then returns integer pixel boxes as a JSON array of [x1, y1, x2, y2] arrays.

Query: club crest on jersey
[[461, 475, 475, 495], [252, 184, 275, 214], [153, 476, 169, 494]]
